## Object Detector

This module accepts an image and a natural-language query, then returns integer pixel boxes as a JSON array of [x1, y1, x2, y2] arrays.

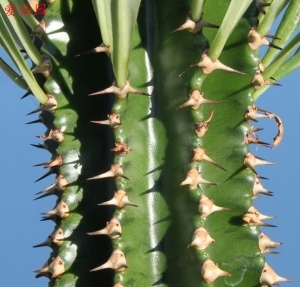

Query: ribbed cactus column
[[28, 1, 115, 286], [87, 21, 169, 287], [0, 0, 298, 286], [151, 0, 281, 286], [86, 1, 169, 286]]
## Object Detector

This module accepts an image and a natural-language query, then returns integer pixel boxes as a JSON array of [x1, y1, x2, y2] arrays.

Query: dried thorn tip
[[195, 111, 214, 138]]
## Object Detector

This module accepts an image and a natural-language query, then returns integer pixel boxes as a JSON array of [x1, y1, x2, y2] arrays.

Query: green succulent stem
[[97, 0, 141, 88], [1, 0, 299, 286], [256, 0, 290, 36], [0, 6, 24, 49], [191, 0, 205, 22], [13, 0, 41, 33], [262, 0, 300, 67], [208, 0, 252, 61], [0, 56, 27, 89], [0, 11, 48, 104], [254, 48, 300, 100], [91, 0, 111, 48], [263, 32, 300, 79], [0, 0, 43, 66]]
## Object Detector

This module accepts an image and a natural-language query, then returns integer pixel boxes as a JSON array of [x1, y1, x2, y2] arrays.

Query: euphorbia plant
[[0, 0, 299, 286]]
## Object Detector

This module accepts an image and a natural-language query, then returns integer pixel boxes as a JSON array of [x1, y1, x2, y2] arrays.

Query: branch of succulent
[[0, 0, 299, 286]]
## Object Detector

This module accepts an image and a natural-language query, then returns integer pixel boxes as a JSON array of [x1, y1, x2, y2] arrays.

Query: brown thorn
[[31, 55, 53, 78], [87, 164, 128, 181], [177, 90, 220, 110], [268, 42, 282, 50], [265, 34, 280, 40], [89, 80, 149, 100], [195, 111, 214, 138], [245, 133, 271, 147], [272, 114, 284, 148], [21, 89, 32, 99], [171, 13, 219, 34], [26, 94, 57, 115]]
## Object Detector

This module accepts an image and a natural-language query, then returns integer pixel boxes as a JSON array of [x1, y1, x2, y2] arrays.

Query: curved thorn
[[195, 111, 214, 138]]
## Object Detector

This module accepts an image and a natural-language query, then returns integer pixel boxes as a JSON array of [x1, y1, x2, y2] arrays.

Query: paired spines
[[191, 49, 246, 75], [34, 256, 65, 279], [260, 262, 292, 286], [191, 146, 226, 171], [33, 227, 64, 248], [247, 27, 282, 51], [171, 11, 219, 34], [259, 232, 281, 254], [34, 174, 67, 200], [180, 167, 216, 190], [98, 189, 138, 209], [89, 80, 149, 100], [177, 90, 220, 110]]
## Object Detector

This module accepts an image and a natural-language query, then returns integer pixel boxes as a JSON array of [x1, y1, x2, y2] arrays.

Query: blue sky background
[[0, 11, 299, 287]]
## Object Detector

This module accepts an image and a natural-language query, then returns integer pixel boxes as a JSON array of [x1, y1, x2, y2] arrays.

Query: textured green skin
[[151, 1, 263, 286], [110, 32, 169, 287], [11, 0, 286, 286], [40, 1, 114, 286]]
